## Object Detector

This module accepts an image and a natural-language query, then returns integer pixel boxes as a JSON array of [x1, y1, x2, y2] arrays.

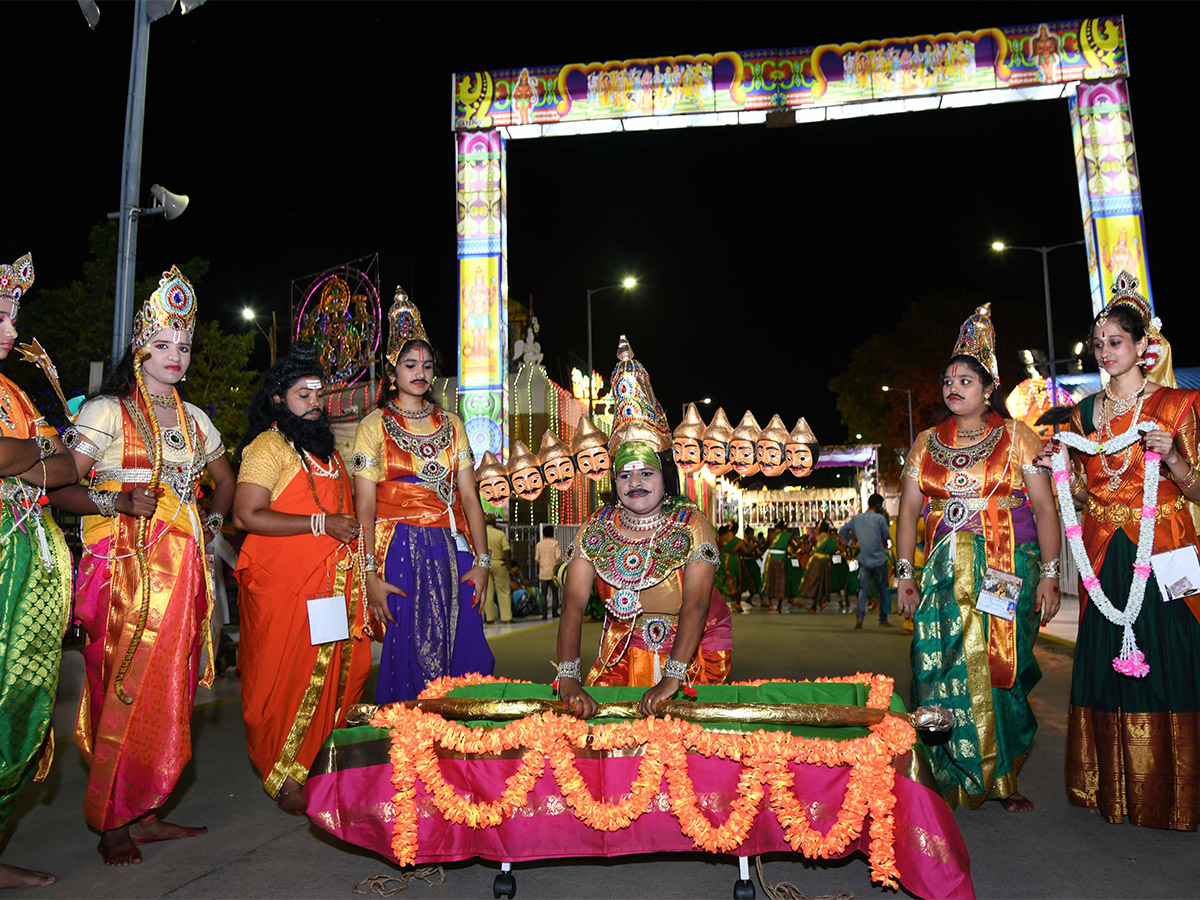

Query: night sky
[[7, 2, 1197, 444]]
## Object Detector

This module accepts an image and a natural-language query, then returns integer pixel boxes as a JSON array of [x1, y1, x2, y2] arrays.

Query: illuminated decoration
[[293, 261, 381, 387], [1005, 376, 1077, 442], [454, 18, 1127, 134], [1070, 76, 1152, 314], [453, 18, 1145, 405], [457, 130, 508, 462], [570, 367, 604, 404]]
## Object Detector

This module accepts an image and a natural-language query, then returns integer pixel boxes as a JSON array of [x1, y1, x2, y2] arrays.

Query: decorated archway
[[453, 17, 1137, 463]]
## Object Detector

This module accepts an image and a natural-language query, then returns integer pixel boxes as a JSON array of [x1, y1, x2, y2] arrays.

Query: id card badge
[[307, 594, 350, 645], [832, 555, 843, 564], [975, 567, 1023, 621], [790, 558, 799, 568], [1150, 545, 1200, 601], [848, 559, 859, 573]]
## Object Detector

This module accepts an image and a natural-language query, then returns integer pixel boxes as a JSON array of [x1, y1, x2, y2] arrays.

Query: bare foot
[[98, 827, 142, 866], [128, 814, 207, 845], [275, 777, 308, 816], [999, 792, 1034, 812], [0, 862, 58, 887]]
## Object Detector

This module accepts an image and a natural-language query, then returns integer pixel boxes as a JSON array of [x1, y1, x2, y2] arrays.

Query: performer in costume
[[352, 288, 494, 703], [0, 254, 78, 888], [231, 346, 372, 816], [896, 304, 1061, 812], [56, 267, 235, 865], [799, 521, 838, 612], [762, 521, 792, 612], [1034, 273, 1200, 830], [715, 524, 746, 612], [557, 337, 728, 718]]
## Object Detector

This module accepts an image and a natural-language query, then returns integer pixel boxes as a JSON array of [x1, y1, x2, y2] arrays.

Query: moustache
[[948, 394, 964, 401], [626, 488, 650, 497]]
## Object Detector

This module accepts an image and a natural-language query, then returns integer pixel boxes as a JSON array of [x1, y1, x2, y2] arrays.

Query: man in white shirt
[[535, 525, 562, 618]]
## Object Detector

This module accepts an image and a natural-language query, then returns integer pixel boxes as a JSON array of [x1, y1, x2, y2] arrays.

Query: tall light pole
[[882, 385, 914, 447], [103, 0, 206, 365], [242, 307, 278, 365], [991, 240, 1084, 405], [586, 277, 636, 417]]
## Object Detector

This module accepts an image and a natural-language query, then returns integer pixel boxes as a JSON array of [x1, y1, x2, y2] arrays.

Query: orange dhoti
[[235, 469, 371, 798]]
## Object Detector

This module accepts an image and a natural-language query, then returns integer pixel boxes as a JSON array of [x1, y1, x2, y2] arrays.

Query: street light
[[586, 277, 637, 417], [242, 306, 278, 365], [992, 239, 1085, 406], [680, 397, 712, 422], [882, 385, 914, 447]]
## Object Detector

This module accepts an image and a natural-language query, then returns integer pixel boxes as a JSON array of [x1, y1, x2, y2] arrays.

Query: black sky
[[7, 2, 1196, 443]]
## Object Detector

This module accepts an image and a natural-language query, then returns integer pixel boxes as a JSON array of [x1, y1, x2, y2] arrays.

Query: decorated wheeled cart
[[304, 675, 974, 899]]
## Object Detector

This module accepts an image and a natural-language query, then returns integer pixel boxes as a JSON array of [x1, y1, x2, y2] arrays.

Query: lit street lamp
[[992, 240, 1085, 406], [882, 385, 914, 448], [681, 397, 712, 422], [242, 307, 278, 365], [586, 277, 637, 417]]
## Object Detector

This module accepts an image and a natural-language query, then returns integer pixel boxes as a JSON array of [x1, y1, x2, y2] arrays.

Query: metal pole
[[1040, 247, 1058, 407], [586, 287, 593, 419], [112, 0, 151, 365], [906, 389, 914, 448]]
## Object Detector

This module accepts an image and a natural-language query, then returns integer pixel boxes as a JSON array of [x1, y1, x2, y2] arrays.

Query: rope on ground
[[353, 867, 446, 896], [755, 856, 854, 900]]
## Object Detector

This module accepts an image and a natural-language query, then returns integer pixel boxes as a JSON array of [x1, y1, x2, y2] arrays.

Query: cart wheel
[[493, 871, 516, 899], [733, 878, 755, 900]]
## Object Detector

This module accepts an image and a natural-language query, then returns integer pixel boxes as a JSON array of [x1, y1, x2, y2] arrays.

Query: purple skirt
[[374, 522, 495, 703]]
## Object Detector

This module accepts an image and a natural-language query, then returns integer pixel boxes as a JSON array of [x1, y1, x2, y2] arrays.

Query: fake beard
[[276, 406, 336, 462]]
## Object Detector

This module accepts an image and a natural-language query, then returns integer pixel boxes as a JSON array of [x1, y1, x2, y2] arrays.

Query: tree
[[828, 292, 1042, 485], [6, 222, 248, 447], [186, 320, 258, 455]]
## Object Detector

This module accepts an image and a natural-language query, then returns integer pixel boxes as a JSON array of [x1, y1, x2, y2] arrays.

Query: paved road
[[5, 607, 1197, 899]]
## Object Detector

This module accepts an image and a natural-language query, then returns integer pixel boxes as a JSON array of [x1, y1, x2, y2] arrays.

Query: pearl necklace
[[618, 508, 669, 533]]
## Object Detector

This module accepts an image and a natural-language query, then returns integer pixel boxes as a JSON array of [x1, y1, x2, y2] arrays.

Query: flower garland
[[372, 673, 912, 888], [1050, 421, 1157, 677]]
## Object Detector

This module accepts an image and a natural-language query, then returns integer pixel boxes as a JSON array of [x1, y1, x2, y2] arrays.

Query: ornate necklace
[[1104, 379, 1146, 416], [928, 425, 1003, 472], [388, 400, 434, 419], [148, 390, 177, 409], [955, 422, 987, 443], [1097, 388, 1146, 492], [0, 381, 15, 431], [617, 508, 669, 533]]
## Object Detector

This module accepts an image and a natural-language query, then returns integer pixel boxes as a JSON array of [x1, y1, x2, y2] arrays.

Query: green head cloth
[[613, 441, 661, 474]]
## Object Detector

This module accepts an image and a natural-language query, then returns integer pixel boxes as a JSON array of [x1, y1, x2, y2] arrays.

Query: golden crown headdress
[[1100, 271, 1174, 386], [386, 286, 430, 367], [607, 335, 671, 455], [0, 253, 34, 316], [571, 414, 608, 454], [951, 302, 999, 383], [703, 407, 734, 444], [131, 266, 197, 349], [759, 414, 789, 445]]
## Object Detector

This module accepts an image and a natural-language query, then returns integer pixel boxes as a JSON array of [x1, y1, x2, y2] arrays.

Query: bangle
[[661, 658, 688, 682], [896, 557, 916, 580], [206, 512, 224, 532], [310, 512, 326, 537], [1170, 464, 1199, 490], [1069, 472, 1084, 492], [475, 552, 492, 568], [1039, 557, 1061, 578], [556, 658, 581, 681], [88, 488, 119, 517]]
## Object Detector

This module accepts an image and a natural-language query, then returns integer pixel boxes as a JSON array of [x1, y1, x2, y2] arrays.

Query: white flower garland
[[1051, 421, 1157, 678]]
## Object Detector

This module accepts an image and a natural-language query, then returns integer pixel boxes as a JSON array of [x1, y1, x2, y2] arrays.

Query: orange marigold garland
[[371, 672, 913, 887]]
